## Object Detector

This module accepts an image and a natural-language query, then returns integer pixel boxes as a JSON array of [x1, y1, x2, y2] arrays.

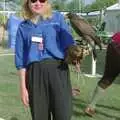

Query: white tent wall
[[105, 10, 120, 33], [105, 2, 120, 34]]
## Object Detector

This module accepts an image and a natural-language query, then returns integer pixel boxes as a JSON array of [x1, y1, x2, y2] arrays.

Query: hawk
[[66, 13, 102, 59]]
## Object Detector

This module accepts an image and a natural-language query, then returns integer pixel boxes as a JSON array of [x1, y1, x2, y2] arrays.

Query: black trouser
[[26, 59, 72, 120], [98, 42, 120, 88]]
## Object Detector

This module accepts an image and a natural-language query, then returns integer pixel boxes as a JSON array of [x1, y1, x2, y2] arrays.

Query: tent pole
[[91, 52, 96, 76]]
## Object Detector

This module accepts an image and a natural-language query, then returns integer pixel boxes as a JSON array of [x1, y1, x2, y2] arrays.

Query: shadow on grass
[[96, 110, 120, 120], [97, 104, 120, 111], [10, 117, 18, 120], [73, 110, 86, 117], [72, 97, 87, 107], [9, 72, 17, 76], [113, 76, 120, 84], [72, 97, 87, 117], [72, 97, 120, 119], [116, 118, 120, 120]]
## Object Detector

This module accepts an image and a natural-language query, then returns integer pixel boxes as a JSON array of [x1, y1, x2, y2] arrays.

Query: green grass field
[[0, 49, 120, 120]]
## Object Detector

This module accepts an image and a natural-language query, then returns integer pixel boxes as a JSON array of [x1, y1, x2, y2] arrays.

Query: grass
[[0, 49, 120, 120], [0, 53, 31, 120]]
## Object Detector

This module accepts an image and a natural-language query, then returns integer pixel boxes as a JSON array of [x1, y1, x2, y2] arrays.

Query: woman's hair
[[23, 0, 52, 20]]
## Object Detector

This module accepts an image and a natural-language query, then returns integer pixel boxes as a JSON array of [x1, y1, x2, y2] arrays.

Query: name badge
[[32, 36, 43, 43]]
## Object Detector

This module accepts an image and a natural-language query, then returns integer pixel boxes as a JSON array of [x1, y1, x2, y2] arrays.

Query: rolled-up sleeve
[[59, 13, 76, 51]]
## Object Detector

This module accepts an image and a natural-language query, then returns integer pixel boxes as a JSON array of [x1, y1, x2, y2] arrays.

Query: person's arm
[[59, 13, 76, 51], [18, 68, 29, 107], [59, 13, 81, 71], [15, 26, 29, 107]]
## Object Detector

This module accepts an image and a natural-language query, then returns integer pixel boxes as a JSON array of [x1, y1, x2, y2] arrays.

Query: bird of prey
[[66, 12, 102, 60]]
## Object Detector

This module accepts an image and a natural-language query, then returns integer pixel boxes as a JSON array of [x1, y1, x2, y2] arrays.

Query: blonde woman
[[15, 0, 75, 120]]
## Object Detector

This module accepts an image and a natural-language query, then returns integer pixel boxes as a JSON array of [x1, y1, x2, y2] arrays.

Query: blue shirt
[[15, 11, 75, 70]]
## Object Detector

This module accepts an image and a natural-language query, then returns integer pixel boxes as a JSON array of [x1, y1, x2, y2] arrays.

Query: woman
[[85, 32, 120, 117], [15, 0, 75, 120]]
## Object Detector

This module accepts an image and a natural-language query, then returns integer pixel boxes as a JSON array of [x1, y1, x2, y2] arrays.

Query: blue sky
[[67, 0, 95, 5], [84, 0, 95, 5]]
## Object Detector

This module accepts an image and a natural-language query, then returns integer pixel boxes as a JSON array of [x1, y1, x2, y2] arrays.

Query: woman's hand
[[20, 83, 29, 107]]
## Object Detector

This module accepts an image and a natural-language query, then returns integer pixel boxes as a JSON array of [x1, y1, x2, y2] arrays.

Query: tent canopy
[[106, 3, 120, 11], [105, 2, 120, 33]]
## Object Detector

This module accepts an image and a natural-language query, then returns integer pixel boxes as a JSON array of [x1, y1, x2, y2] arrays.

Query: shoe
[[84, 106, 95, 117]]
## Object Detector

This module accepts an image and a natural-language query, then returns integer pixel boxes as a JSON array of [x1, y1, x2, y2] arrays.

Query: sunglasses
[[30, 0, 47, 3]]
